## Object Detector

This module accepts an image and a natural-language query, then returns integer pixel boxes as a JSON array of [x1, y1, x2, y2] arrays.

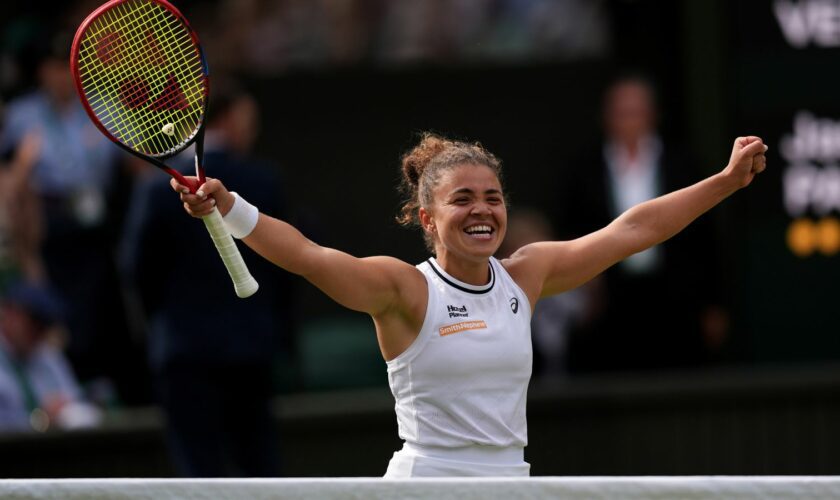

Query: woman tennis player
[[173, 132, 767, 477]]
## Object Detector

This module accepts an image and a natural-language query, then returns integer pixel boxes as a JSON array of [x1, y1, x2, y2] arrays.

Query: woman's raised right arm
[[172, 177, 423, 317]]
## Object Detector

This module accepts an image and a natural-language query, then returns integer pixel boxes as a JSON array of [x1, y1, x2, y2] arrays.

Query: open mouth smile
[[464, 224, 495, 240]]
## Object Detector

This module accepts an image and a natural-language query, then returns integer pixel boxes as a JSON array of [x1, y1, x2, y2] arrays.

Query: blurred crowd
[[200, 0, 609, 74], [0, 0, 731, 477], [3, 0, 609, 95]]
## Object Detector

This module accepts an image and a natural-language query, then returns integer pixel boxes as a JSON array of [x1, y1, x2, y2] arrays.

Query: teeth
[[465, 225, 492, 234]]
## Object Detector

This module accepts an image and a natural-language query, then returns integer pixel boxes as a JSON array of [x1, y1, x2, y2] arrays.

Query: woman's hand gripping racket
[[70, 0, 258, 297]]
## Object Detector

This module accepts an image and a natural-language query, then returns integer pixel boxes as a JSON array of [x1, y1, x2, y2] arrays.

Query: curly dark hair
[[397, 132, 505, 252]]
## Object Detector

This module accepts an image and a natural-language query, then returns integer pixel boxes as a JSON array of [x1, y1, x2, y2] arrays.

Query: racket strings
[[77, 7, 148, 147], [83, 4, 175, 153], [80, 5, 161, 138], [80, 13, 192, 153], [82, 2, 203, 153], [82, 1, 203, 148], [100, 3, 197, 152], [75, 0, 207, 156], [110, 2, 202, 147]]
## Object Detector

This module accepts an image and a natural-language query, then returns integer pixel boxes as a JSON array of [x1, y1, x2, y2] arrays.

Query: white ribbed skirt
[[384, 442, 530, 478]]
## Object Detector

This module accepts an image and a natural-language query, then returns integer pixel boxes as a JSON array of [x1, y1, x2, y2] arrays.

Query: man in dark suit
[[555, 75, 728, 373], [120, 82, 291, 476]]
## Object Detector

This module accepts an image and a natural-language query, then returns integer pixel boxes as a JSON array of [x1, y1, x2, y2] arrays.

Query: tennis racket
[[70, 0, 258, 298]]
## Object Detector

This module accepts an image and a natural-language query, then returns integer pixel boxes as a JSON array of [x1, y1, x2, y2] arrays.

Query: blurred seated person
[[0, 280, 101, 432]]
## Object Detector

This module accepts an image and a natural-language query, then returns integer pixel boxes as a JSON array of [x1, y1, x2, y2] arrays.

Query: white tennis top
[[386, 257, 533, 449]]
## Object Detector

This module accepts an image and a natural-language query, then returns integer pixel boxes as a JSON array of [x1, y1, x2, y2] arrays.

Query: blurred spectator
[[467, 0, 609, 63], [0, 280, 101, 432], [0, 130, 45, 289], [320, 0, 377, 65], [120, 81, 292, 477], [496, 207, 600, 377], [554, 74, 729, 372], [377, 0, 458, 63], [0, 29, 140, 401], [213, 0, 331, 74]]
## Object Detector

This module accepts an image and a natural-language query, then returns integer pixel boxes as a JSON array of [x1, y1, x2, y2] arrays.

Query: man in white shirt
[[555, 75, 729, 372]]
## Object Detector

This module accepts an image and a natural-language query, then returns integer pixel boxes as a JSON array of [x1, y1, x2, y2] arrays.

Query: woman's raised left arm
[[505, 136, 768, 300]]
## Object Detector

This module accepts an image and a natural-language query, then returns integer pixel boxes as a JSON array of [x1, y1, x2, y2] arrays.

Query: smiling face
[[420, 163, 507, 265]]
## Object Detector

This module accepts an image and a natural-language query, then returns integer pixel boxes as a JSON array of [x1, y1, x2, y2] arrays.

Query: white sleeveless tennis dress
[[384, 256, 533, 477]]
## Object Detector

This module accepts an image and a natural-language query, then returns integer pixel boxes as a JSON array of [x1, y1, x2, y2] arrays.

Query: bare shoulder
[[362, 255, 427, 286], [363, 255, 428, 310], [500, 242, 564, 306], [504, 227, 625, 298], [502, 241, 570, 272]]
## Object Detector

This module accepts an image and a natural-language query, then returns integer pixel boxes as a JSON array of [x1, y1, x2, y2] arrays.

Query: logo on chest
[[447, 304, 469, 318], [440, 304, 491, 336], [439, 320, 488, 337]]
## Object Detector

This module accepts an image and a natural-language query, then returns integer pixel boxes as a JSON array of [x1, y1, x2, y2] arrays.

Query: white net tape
[[0, 477, 838, 500]]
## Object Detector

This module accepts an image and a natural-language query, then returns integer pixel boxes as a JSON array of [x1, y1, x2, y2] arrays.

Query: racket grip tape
[[202, 207, 259, 298]]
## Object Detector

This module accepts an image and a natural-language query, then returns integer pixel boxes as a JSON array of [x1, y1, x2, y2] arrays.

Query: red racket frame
[[70, 0, 210, 193]]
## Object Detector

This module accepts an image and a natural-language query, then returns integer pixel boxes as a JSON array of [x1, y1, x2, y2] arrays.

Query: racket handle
[[202, 207, 259, 298]]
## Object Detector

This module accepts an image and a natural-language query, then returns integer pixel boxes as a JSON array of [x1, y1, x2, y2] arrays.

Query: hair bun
[[400, 133, 450, 188]]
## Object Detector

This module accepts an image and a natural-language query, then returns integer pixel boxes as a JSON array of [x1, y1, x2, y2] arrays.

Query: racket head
[[70, 0, 209, 160]]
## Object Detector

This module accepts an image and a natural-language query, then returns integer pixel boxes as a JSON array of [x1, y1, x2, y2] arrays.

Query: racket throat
[[195, 130, 206, 186], [195, 155, 203, 183]]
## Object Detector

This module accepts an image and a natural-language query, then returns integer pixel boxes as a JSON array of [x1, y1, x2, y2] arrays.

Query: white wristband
[[223, 192, 259, 239]]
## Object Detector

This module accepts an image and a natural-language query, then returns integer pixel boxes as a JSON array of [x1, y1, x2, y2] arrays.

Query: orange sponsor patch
[[439, 320, 487, 337]]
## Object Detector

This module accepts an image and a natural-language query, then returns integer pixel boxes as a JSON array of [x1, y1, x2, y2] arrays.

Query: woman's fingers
[[170, 177, 192, 194], [752, 153, 767, 174], [169, 176, 218, 217], [195, 178, 223, 198], [183, 196, 216, 217]]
